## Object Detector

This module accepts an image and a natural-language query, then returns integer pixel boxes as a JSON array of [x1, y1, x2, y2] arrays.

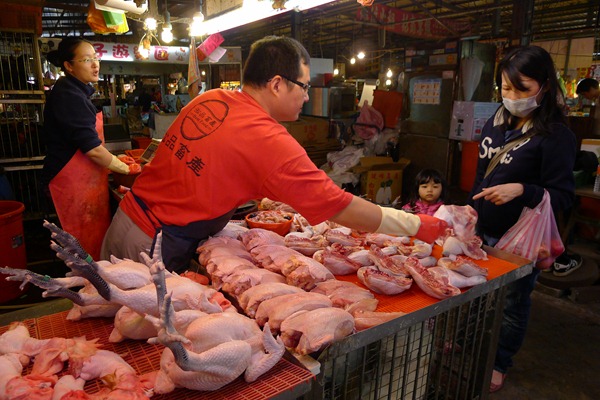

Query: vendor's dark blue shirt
[[42, 75, 102, 184]]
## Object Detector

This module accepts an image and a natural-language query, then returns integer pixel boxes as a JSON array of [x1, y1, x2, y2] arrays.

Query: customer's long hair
[[496, 45, 566, 134]]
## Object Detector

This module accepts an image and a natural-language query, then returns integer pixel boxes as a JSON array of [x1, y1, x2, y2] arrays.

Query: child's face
[[418, 179, 442, 205]]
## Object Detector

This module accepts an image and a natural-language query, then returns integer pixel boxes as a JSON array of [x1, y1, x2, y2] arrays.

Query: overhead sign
[[356, 3, 471, 39], [89, 41, 242, 64]]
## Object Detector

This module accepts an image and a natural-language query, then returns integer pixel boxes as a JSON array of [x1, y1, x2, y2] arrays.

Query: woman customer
[[467, 45, 576, 392], [42, 37, 139, 259]]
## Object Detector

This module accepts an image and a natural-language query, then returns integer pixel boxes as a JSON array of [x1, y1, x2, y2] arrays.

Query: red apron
[[49, 112, 110, 260]]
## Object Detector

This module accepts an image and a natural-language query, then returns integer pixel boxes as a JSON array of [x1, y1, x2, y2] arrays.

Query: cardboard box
[[449, 101, 500, 141], [281, 116, 330, 146], [353, 157, 411, 205]]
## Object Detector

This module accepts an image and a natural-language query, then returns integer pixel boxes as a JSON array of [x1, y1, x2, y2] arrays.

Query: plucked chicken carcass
[[310, 280, 378, 312], [238, 282, 304, 318], [240, 228, 285, 250], [148, 263, 285, 393], [250, 244, 304, 273], [254, 291, 333, 333], [279, 308, 355, 355], [280, 254, 334, 290]]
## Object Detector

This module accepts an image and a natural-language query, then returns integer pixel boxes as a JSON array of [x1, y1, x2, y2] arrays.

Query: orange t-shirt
[[121, 89, 352, 236]]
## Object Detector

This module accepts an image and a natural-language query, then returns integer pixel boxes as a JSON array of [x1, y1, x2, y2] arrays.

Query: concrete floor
[[492, 243, 600, 400]]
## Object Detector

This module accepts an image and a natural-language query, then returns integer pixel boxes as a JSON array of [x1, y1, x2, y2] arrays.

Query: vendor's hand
[[415, 214, 449, 244], [118, 155, 136, 165], [128, 163, 142, 174], [472, 183, 523, 205]]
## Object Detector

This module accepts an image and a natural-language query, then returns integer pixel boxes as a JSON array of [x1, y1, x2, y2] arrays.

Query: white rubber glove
[[107, 154, 130, 175], [376, 206, 420, 237]]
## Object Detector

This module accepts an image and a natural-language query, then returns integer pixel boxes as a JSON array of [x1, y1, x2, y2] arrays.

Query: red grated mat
[[1, 311, 315, 399], [336, 245, 523, 314]]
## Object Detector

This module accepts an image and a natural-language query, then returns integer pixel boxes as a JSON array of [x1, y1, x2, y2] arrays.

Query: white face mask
[[502, 84, 544, 118]]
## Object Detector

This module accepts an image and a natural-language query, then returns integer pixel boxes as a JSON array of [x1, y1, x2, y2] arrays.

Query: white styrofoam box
[[449, 101, 500, 141]]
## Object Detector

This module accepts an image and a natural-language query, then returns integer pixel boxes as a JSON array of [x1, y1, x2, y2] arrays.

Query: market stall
[[0, 235, 531, 400]]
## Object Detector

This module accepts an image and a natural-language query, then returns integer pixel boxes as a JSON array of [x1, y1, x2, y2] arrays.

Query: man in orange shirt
[[101, 36, 446, 272]]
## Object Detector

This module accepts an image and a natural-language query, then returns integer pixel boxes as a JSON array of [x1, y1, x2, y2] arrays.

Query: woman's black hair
[[46, 37, 90, 70], [242, 35, 310, 88], [496, 45, 566, 134], [407, 169, 449, 208]]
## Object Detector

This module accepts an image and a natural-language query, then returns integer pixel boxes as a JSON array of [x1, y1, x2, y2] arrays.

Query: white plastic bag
[[495, 191, 564, 269]]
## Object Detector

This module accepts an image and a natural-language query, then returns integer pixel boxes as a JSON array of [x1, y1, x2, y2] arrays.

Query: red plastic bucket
[[0, 201, 27, 303]]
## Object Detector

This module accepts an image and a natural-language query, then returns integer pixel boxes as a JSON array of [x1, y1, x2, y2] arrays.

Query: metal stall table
[[300, 246, 532, 400]]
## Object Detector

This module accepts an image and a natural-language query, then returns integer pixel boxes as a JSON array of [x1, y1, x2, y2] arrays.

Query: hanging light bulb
[[190, 11, 205, 36], [357, 51, 365, 60], [350, 57, 356, 64], [333, 68, 339, 76], [386, 68, 393, 78], [385, 79, 392, 86], [161, 11, 173, 43], [161, 23, 173, 43], [145, 17, 157, 31], [138, 34, 151, 59]]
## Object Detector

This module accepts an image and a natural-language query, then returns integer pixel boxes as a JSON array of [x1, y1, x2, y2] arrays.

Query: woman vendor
[[42, 37, 140, 259]]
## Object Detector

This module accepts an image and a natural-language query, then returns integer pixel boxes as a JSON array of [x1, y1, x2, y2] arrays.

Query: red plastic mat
[[1, 311, 314, 399]]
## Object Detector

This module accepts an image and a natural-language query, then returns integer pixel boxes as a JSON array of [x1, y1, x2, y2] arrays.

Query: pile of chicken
[[0, 203, 488, 398]]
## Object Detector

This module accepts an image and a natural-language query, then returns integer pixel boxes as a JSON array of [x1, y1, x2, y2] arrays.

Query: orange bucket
[[0, 201, 28, 303]]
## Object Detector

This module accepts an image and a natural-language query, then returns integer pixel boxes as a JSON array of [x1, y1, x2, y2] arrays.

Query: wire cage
[[299, 259, 529, 400], [1, 29, 47, 220]]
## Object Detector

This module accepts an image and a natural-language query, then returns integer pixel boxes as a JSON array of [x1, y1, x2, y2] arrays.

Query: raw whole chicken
[[197, 236, 253, 265], [238, 282, 304, 318], [283, 235, 329, 256], [352, 310, 407, 332], [281, 254, 335, 290], [220, 268, 286, 297], [148, 263, 285, 393], [280, 308, 355, 355], [310, 280, 378, 312], [250, 244, 304, 273], [254, 292, 333, 333], [240, 228, 285, 250]]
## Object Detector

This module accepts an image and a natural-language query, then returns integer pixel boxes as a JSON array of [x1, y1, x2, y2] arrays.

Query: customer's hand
[[472, 183, 524, 205]]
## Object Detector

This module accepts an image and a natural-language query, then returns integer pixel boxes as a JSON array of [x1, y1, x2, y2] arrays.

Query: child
[[402, 169, 448, 216]]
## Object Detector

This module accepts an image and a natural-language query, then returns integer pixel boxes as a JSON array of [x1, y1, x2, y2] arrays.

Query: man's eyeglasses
[[280, 75, 311, 93], [70, 58, 101, 64]]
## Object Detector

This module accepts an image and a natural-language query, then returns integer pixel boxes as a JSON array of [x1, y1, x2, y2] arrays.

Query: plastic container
[[0, 201, 28, 303], [245, 211, 293, 236]]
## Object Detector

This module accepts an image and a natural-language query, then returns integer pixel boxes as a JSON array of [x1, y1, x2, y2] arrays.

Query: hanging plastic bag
[[495, 190, 564, 269], [87, 1, 129, 34]]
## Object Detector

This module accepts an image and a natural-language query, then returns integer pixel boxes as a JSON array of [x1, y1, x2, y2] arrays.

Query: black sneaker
[[553, 254, 583, 277]]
